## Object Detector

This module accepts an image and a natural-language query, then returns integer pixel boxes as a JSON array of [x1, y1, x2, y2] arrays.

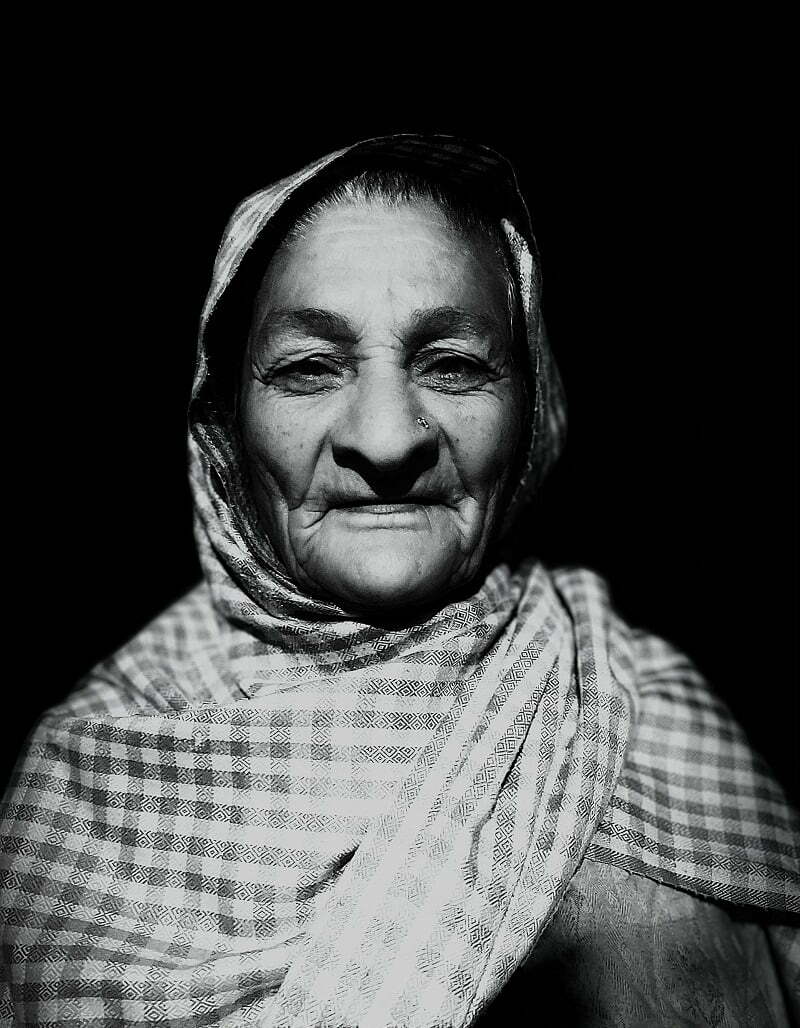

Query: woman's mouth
[[340, 502, 420, 514], [331, 502, 435, 528]]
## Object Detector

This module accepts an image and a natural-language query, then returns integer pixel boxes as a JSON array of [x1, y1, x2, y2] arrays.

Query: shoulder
[[544, 563, 800, 915], [52, 582, 227, 718], [593, 622, 800, 915]]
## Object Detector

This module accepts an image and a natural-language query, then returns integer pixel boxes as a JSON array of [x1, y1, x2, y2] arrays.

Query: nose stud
[[416, 416, 430, 430]]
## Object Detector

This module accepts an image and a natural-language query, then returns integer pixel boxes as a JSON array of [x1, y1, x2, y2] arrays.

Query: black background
[[5, 63, 796, 800]]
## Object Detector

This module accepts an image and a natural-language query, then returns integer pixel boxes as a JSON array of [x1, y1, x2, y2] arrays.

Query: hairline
[[264, 172, 525, 367]]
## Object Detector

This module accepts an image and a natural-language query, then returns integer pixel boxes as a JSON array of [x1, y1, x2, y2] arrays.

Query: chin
[[321, 548, 457, 614]]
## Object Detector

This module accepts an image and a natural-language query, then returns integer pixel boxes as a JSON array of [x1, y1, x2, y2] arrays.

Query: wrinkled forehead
[[199, 161, 537, 414], [251, 198, 515, 344]]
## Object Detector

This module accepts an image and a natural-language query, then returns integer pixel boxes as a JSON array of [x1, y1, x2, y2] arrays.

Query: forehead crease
[[253, 206, 512, 341], [274, 204, 495, 274]]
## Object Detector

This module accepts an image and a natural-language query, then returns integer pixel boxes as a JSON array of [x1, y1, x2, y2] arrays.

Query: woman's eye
[[417, 355, 488, 390], [290, 358, 336, 376], [274, 358, 341, 391]]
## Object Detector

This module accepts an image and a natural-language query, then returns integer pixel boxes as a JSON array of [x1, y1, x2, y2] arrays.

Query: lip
[[331, 502, 434, 528], [338, 502, 422, 514]]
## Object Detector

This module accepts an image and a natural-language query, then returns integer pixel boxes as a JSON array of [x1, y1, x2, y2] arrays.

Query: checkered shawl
[[2, 138, 798, 1026]]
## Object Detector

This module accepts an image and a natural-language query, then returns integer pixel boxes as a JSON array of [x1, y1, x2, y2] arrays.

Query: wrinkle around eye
[[413, 351, 501, 392], [248, 348, 349, 388], [272, 355, 357, 397]]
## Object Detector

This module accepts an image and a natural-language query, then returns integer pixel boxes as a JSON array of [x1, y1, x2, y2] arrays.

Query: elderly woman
[[1, 135, 798, 1026]]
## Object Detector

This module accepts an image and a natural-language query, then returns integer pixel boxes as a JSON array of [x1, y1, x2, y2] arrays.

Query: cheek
[[239, 393, 322, 504], [443, 388, 524, 493]]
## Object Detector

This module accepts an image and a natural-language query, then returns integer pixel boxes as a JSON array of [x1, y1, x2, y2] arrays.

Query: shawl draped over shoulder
[[2, 136, 798, 1027]]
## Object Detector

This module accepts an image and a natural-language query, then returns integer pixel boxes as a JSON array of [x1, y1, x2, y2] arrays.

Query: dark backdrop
[[5, 80, 796, 800]]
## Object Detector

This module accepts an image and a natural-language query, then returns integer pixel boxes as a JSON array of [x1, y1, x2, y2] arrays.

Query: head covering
[[1, 136, 797, 1028], [188, 134, 566, 620]]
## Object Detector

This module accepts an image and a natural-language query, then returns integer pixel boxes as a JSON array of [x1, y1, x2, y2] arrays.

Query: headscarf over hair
[[189, 135, 567, 604]]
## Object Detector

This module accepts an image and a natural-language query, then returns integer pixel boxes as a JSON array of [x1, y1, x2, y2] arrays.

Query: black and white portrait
[[2, 78, 796, 1026]]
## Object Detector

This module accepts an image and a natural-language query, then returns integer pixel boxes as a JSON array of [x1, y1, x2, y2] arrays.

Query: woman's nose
[[331, 365, 437, 482]]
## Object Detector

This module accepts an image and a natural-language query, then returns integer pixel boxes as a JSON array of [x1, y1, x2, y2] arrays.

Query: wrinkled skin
[[238, 200, 526, 611]]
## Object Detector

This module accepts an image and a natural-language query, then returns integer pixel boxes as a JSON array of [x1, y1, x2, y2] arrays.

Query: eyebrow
[[257, 307, 354, 341], [255, 305, 502, 345], [406, 306, 502, 341]]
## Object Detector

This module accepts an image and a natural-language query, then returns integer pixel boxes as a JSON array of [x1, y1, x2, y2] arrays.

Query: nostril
[[331, 405, 438, 488]]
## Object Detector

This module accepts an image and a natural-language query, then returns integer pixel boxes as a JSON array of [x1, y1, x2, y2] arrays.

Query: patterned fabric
[[589, 629, 800, 913], [1, 566, 639, 1026], [1, 136, 798, 1026]]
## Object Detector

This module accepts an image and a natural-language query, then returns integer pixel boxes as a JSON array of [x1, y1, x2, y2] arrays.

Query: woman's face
[[239, 199, 526, 611]]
